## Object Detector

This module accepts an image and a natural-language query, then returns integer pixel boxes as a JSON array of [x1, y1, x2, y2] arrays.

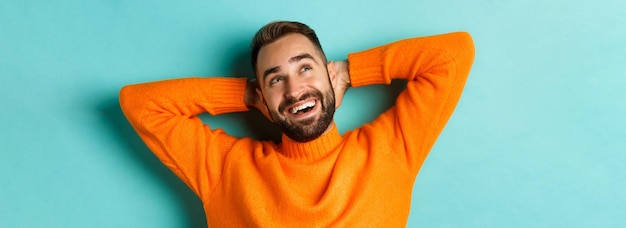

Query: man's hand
[[330, 60, 351, 109], [244, 79, 272, 121]]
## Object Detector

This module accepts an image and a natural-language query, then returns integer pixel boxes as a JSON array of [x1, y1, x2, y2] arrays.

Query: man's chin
[[287, 116, 317, 126], [279, 119, 330, 142], [283, 130, 325, 143]]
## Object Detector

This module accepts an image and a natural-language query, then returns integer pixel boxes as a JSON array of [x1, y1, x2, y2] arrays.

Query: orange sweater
[[120, 32, 474, 227]]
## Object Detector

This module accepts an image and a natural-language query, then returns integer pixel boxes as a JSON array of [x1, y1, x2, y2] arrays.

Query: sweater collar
[[280, 123, 342, 161]]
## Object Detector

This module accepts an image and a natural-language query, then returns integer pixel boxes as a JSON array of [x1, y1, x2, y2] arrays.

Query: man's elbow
[[118, 84, 143, 121], [452, 31, 476, 73], [454, 31, 475, 60]]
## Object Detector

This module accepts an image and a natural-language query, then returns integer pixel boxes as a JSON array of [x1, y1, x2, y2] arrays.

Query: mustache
[[278, 90, 323, 114]]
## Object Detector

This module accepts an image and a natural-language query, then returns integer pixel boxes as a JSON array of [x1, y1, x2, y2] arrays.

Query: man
[[120, 21, 474, 227]]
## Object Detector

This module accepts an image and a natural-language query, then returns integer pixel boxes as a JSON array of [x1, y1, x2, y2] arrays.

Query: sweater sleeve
[[119, 77, 249, 198], [347, 32, 475, 172]]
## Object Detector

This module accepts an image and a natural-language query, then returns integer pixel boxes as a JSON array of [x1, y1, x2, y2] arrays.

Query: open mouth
[[287, 100, 318, 117]]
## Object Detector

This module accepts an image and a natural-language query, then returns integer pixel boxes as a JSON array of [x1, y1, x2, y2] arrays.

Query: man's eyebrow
[[289, 53, 317, 64], [263, 66, 281, 80], [262, 53, 318, 81]]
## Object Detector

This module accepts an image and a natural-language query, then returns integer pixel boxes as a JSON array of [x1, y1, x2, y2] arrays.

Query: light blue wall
[[1, 0, 625, 227]]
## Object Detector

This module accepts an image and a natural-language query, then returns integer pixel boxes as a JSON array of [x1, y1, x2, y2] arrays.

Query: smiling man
[[252, 29, 340, 142], [120, 21, 474, 227]]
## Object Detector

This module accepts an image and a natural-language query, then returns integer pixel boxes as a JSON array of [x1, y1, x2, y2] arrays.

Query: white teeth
[[290, 101, 316, 114]]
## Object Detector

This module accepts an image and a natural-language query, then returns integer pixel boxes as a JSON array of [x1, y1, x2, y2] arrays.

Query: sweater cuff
[[347, 47, 390, 87], [208, 77, 249, 115]]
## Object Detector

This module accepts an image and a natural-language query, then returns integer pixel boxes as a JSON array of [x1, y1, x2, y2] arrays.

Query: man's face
[[256, 33, 336, 142]]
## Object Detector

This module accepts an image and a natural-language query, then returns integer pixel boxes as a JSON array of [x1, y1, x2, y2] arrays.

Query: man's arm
[[119, 77, 249, 198], [346, 32, 475, 171]]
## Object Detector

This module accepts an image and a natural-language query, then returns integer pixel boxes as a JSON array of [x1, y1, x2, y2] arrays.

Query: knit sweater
[[120, 32, 475, 227]]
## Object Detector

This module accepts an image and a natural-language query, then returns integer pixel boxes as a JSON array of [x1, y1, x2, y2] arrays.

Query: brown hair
[[250, 21, 326, 77]]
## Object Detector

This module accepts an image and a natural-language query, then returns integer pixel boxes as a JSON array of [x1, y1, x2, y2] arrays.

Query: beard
[[269, 87, 335, 142]]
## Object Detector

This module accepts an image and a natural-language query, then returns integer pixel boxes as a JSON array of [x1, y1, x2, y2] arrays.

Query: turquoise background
[[1, 0, 625, 227]]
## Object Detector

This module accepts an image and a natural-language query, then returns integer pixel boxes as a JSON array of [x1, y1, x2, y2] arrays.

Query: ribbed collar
[[280, 123, 342, 162]]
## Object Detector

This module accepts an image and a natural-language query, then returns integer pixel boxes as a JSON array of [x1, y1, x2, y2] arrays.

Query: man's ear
[[255, 87, 265, 105], [255, 87, 274, 123], [327, 61, 338, 88]]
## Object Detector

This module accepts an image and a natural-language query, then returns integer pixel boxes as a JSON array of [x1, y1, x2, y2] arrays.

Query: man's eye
[[270, 77, 282, 84], [300, 65, 312, 72]]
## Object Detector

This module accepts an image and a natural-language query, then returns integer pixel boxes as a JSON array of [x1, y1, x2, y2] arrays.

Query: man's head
[[251, 21, 337, 142]]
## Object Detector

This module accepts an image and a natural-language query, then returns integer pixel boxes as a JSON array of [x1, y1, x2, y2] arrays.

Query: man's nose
[[285, 77, 305, 99]]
